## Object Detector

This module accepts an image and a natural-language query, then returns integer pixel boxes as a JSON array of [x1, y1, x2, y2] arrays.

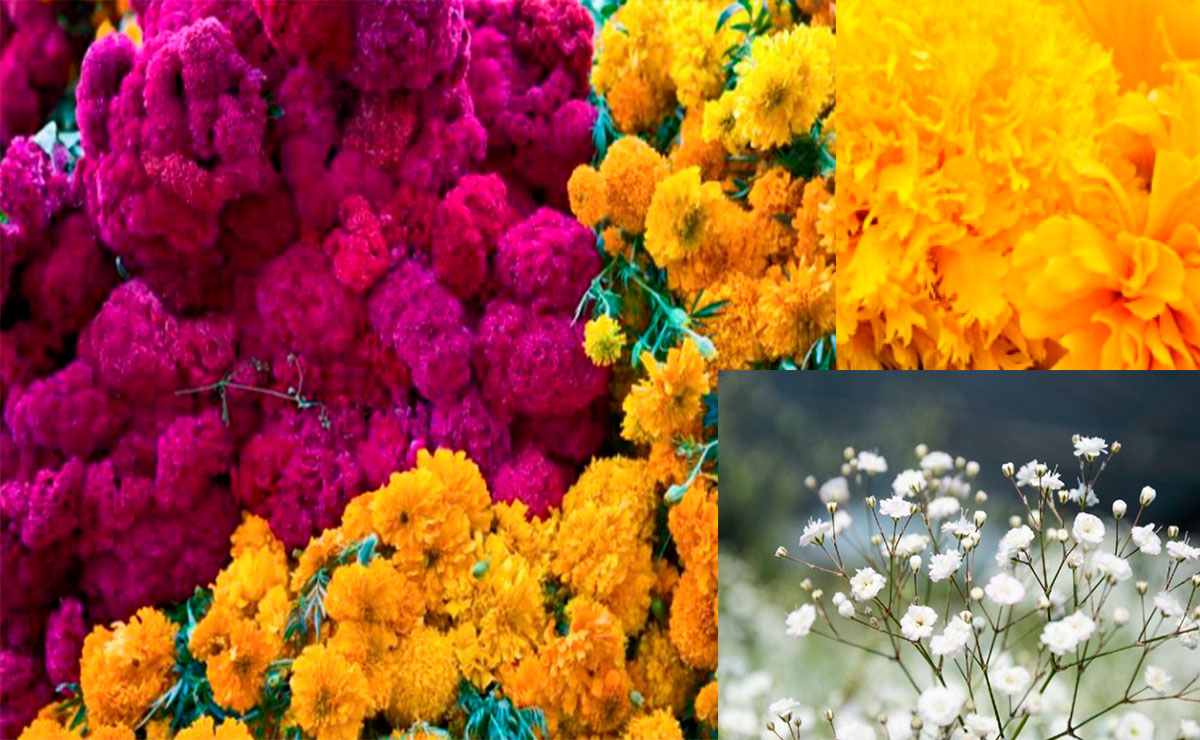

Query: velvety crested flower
[[44, 599, 86, 687], [288, 643, 370, 740], [491, 446, 570, 519], [493, 208, 600, 314], [622, 339, 710, 444], [430, 174, 517, 300], [79, 608, 177, 727], [0, 3, 73, 149], [386, 625, 460, 727]]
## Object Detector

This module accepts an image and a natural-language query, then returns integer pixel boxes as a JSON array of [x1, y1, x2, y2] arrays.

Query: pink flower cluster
[[0, 1, 78, 150], [0, 0, 601, 734]]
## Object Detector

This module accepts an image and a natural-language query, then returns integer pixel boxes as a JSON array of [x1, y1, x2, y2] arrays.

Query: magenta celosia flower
[[431, 174, 518, 300], [5, 361, 129, 459], [493, 207, 600, 313], [44, 598, 85, 687], [491, 445, 570, 517], [0, 651, 51, 740], [0, 2, 72, 150]]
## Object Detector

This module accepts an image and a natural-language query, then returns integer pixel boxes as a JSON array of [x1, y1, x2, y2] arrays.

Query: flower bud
[[1111, 441, 1121, 453], [801, 578, 813, 590], [1057, 529, 1070, 543], [970, 587, 984, 601], [812, 589, 823, 601], [1057, 489, 1070, 504], [838, 601, 855, 618], [1136, 581, 1148, 595], [911, 717, 924, 732], [827, 501, 839, 514], [1035, 463, 1049, 477], [975, 491, 988, 504], [1002, 462, 1015, 478], [767, 721, 776, 732], [1030, 510, 1041, 528], [1168, 525, 1179, 539], [1037, 596, 1051, 611], [776, 546, 789, 558], [956, 456, 966, 470], [841, 463, 852, 477], [973, 616, 987, 632], [1193, 574, 1200, 588], [870, 534, 882, 547], [1067, 552, 1083, 568], [865, 496, 877, 509], [1113, 607, 1130, 626], [916, 444, 929, 458], [825, 709, 835, 722], [1140, 486, 1157, 506], [966, 461, 980, 477], [974, 511, 987, 527], [844, 446, 855, 461], [959, 610, 974, 624], [910, 555, 922, 573], [1112, 500, 1127, 519], [805, 475, 817, 490], [1009, 515, 1022, 528]]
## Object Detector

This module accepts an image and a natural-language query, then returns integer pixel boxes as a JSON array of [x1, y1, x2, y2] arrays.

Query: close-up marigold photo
[[836, 0, 1200, 369]]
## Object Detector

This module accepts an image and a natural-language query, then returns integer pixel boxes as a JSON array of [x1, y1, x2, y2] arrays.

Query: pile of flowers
[[837, 0, 1200, 369], [16, 446, 717, 739], [765, 436, 1199, 739], [0, 0, 656, 733], [569, 0, 836, 371]]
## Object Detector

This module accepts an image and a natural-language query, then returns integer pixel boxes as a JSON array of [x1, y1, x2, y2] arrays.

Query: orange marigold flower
[[568, 166, 609, 227], [758, 259, 834, 361], [669, 481, 718, 590], [694, 681, 718, 726], [19, 717, 81, 740], [416, 448, 492, 533], [291, 528, 349, 593], [623, 710, 685, 740], [329, 621, 402, 713], [492, 500, 559, 579], [386, 626, 461, 727], [563, 456, 657, 539], [213, 543, 288, 617], [339, 492, 377, 541], [255, 585, 291, 640], [600, 225, 629, 258], [644, 167, 726, 268], [81, 726, 135, 740], [622, 339, 710, 444], [667, 3, 738, 111], [629, 626, 704, 715], [749, 168, 803, 217], [289, 643, 370, 740], [80, 607, 177, 727], [174, 716, 253, 740], [229, 513, 283, 559], [671, 107, 729, 182], [647, 440, 692, 487], [698, 271, 763, 370], [598, 137, 670, 233], [325, 558, 424, 631], [669, 570, 717, 670], [592, 1, 677, 134], [206, 618, 280, 713]]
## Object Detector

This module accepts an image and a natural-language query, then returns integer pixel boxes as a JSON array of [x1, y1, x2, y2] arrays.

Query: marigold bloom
[[1054, 0, 1200, 90], [568, 166, 609, 228], [729, 25, 834, 150], [669, 482, 718, 590], [79, 608, 177, 727], [667, 3, 737, 111], [291, 528, 349, 593], [757, 259, 835, 360], [415, 448, 492, 532], [174, 717, 252, 740], [694, 680, 718, 726], [563, 456, 658, 541], [205, 619, 280, 713], [597, 137, 670, 233], [329, 621, 401, 713], [212, 545, 288, 617], [621, 339, 710, 444], [671, 107, 729, 182], [630, 626, 705, 715], [623, 710, 685, 740], [324, 558, 423, 632], [289, 644, 370, 740], [386, 626, 460, 727], [644, 167, 726, 267], [492, 501, 559, 579], [592, 1, 676, 134], [18, 717, 82, 740], [669, 570, 717, 670], [700, 272, 764, 369], [583, 315, 625, 366], [228, 513, 284, 559]]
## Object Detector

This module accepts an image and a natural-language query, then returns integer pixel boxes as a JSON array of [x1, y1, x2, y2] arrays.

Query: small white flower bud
[[865, 496, 877, 509], [966, 461, 980, 477], [970, 587, 984, 601], [827, 501, 839, 514], [974, 510, 987, 528], [1067, 551, 1083, 568], [911, 717, 924, 732], [844, 446, 855, 461], [805, 475, 817, 490], [801, 578, 813, 590], [1112, 500, 1127, 519], [1072, 433, 1081, 444], [1009, 515, 1023, 528], [973, 616, 987, 632], [1140, 486, 1157, 506], [975, 490, 988, 504], [1002, 462, 1015, 478], [870, 534, 882, 547], [1111, 441, 1121, 453], [1037, 596, 1051, 611], [955, 456, 966, 470], [959, 610, 974, 624], [1167, 525, 1179, 539], [1035, 463, 1049, 477], [1113, 607, 1130, 626], [812, 589, 823, 600], [909, 555, 922, 573], [1057, 529, 1070, 543], [825, 709, 835, 722], [838, 601, 855, 618], [962, 536, 976, 553], [916, 444, 929, 458], [841, 463, 852, 477], [877, 714, 888, 727], [776, 546, 789, 558], [1057, 489, 1070, 504], [1193, 606, 1200, 620], [767, 721, 776, 732], [1192, 574, 1200, 588], [1136, 581, 1148, 595]]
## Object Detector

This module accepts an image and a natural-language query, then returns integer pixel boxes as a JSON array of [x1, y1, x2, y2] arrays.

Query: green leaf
[[0, 210, 8, 225], [715, 2, 742, 31], [268, 103, 284, 119]]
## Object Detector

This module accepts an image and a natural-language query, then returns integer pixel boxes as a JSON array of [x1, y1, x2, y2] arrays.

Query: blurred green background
[[720, 371, 1200, 575]]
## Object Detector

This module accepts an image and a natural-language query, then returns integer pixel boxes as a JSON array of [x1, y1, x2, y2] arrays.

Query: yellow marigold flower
[[607, 74, 672, 134], [699, 271, 763, 370], [82, 726, 135, 740], [289, 643, 370, 740], [644, 167, 726, 267], [213, 543, 288, 617], [339, 492, 377, 541], [80, 607, 177, 728], [593, 0, 677, 134], [758, 259, 834, 361], [621, 339, 710, 444], [731, 25, 835, 149], [630, 626, 704, 715], [19, 717, 81, 740], [702, 93, 747, 152], [190, 604, 236, 661], [694, 680, 718, 726], [416, 448, 492, 533], [598, 137, 670, 233], [370, 468, 446, 550], [669, 570, 717, 671], [667, 3, 738, 110], [562, 456, 657, 541], [838, 0, 1121, 368], [749, 168, 803, 216], [583, 314, 625, 366], [668, 481, 718, 591], [671, 107, 729, 182], [647, 440, 691, 487], [492, 500, 559, 579], [229, 513, 283, 559], [206, 619, 280, 713], [623, 710, 684, 740], [324, 558, 423, 631], [386, 626, 461, 727], [568, 166, 609, 227], [554, 498, 656, 635], [291, 528, 349, 593], [174, 716, 253, 740], [1054, 0, 1200, 91], [329, 621, 401, 713]]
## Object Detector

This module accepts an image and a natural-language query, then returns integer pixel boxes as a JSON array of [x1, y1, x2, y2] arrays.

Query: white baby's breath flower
[[879, 496, 916, 519], [850, 567, 886, 601], [995, 525, 1035, 567], [1179, 616, 1199, 650], [1090, 551, 1132, 582], [820, 476, 850, 504], [882, 533, 929, 559], [930, 616, 972, 657], [900, 604, 938, 641], [856, 451, 888, 475], [1180, 719, 1200, 740], [836, 721, 877, 740], [927, 496, 961, 520], [1072, 512, 1105, 546], [1064, 611, 1096, 641], [832, 592, 847, 607], [1144, 665, 1171, 695], [1112, 606, 1130, 626], [1115, 711, 1154, 740], [838, 599, 856, 618], [769, 697, 802, 720], [928, 550, 962, 582], [942, 516, 978, 539], [1041, 611, 1095, 655], [1140, 486, 1157, 506], [1166, 540, 1200, 561], [799, 518, 833, 547], [1014, 460, 1041, 487], [920, 451, 955, 475], [1073, 436, 1108, 459], [892, 469, 927, 497], [993, 665, 1031, 696], [834, 509, 853, 534], [786, 604, 816, 637], [1130, 524, 1162, 555], [984, 573, 1026, 606], [959, 713, 999, 740], [1066, 481, 1099, 507], [1154, 590, 1184, 618], [917, 686, 963, 727]]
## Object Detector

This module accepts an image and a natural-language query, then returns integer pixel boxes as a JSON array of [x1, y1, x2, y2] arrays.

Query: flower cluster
[[838, 0, 1200, 368], [1, 0, 607, 734], [767, 436, 1199, 740], [572, 0, 836, 371], [17, 448, 716, 739]]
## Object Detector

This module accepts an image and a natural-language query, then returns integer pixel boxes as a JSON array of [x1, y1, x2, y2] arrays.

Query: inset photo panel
[[720, 371, 1200, 739]]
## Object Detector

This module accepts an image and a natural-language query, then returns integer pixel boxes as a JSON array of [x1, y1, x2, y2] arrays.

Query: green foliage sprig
[[283, 535, 381, 647], [458, 682, 549, 740]]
